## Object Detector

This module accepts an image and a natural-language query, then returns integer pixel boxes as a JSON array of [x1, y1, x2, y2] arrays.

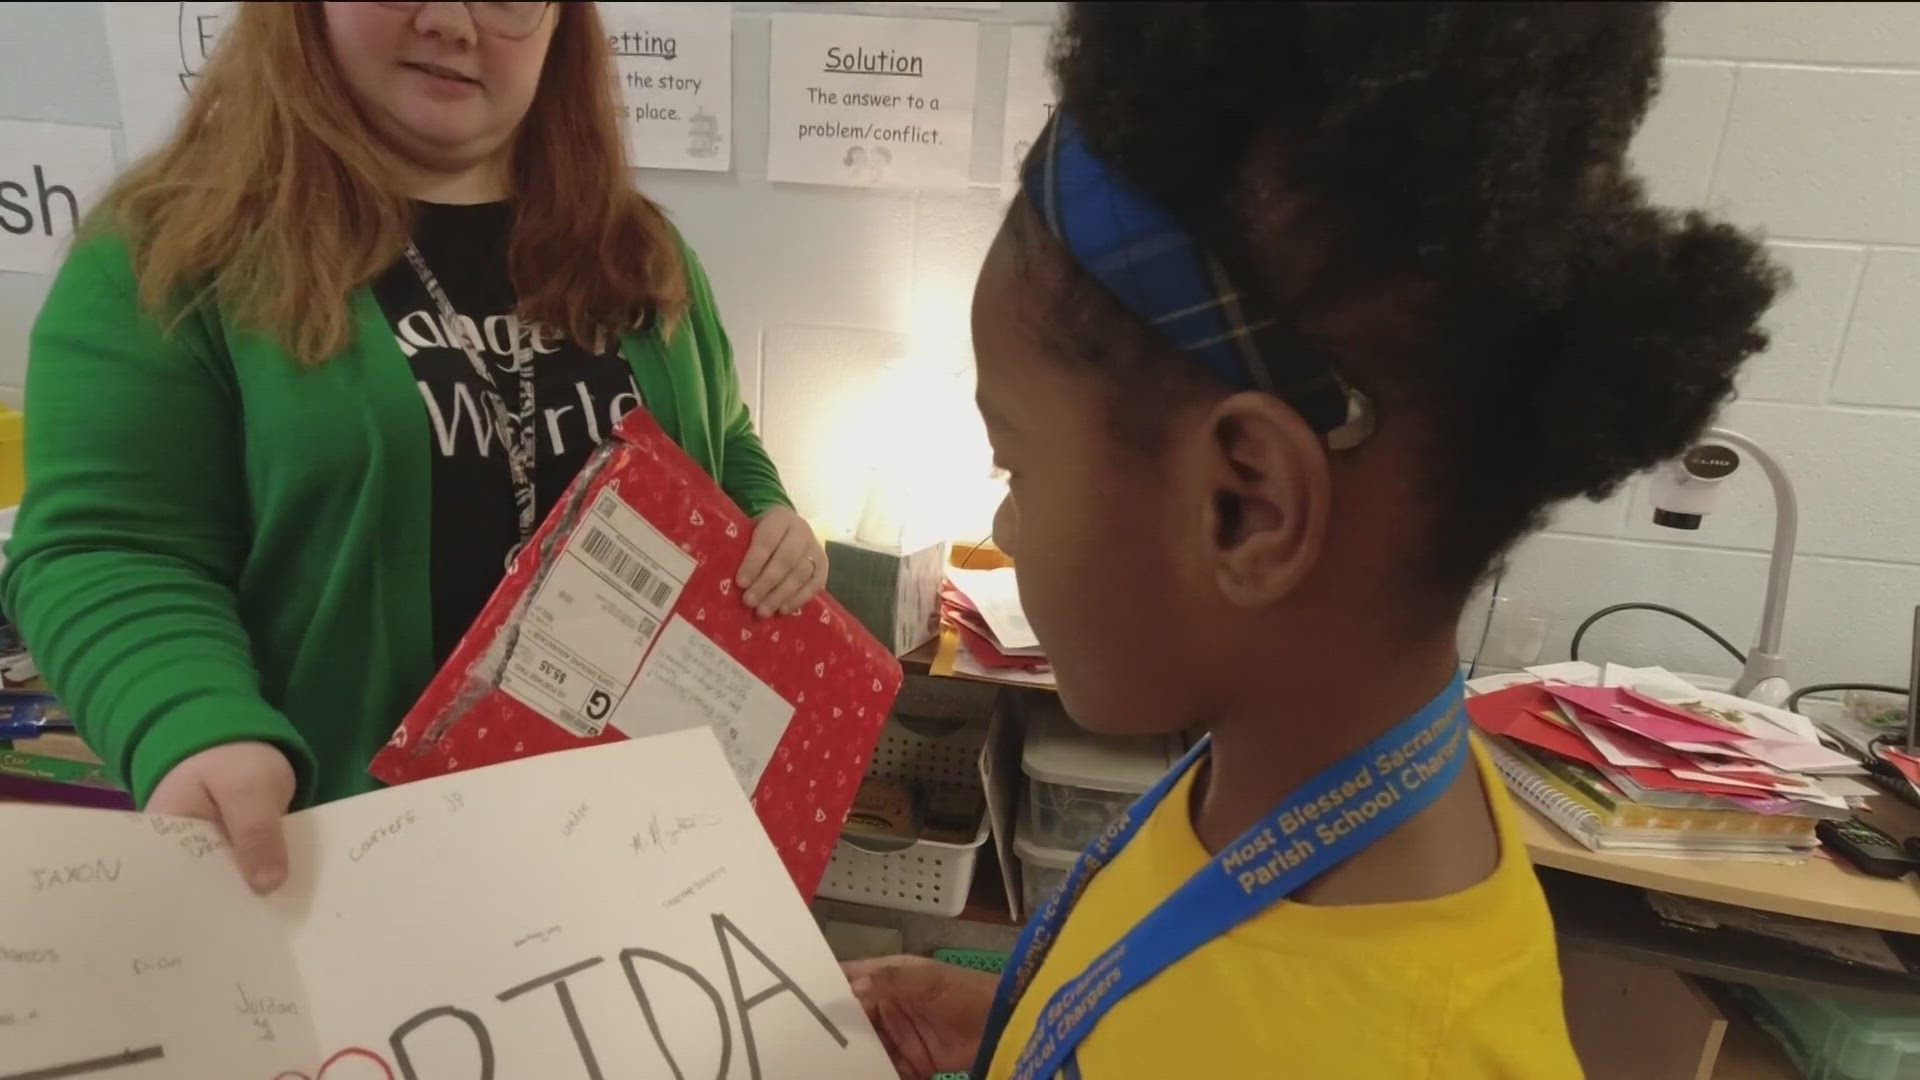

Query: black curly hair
[[1015, 1, 1784, 605]]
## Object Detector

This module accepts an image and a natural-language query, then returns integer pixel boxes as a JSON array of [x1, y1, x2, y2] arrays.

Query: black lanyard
[[402, 242, 539, 569]]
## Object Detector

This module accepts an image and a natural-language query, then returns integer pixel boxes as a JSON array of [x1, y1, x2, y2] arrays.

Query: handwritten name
[[236, 984, 300, 1043], [132, 955, 183, 976], [349, 810, 418, 863], [0, 945, 58, 964], [630, 810, 721, 856], [562, 803, 590, 837], [29, 858, 121, 892], [151, 816, 230, 860], [664, 867, 727, 909], [513, 926, 564, 949]]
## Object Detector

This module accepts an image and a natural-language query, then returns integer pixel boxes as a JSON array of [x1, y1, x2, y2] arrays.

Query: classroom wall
[[1, 3, 1917, 687], [1487, 2, 1920, 687]]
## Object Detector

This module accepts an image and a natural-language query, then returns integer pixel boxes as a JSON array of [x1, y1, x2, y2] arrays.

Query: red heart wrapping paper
[[370, 409, 903, 898]]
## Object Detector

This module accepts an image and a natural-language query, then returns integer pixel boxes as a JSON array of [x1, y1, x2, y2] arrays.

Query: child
[[846, 3, 1779, 1077]]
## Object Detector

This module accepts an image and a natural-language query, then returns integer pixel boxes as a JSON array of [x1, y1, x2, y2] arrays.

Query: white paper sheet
[[2, 731, 893, 1079], [1000, 25, 1054, 186], [767, 13, 979, 189], [0, 121, 117, 274], [1735, 737, 1866, 776], [602, 3, 734, 172], [945, 566, 1039, 651], [105, 2, 234, 161], [613, 614, 797, 791]]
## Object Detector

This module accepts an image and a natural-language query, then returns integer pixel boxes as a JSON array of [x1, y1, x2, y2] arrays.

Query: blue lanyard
[[972, 674, 1470, 1080]]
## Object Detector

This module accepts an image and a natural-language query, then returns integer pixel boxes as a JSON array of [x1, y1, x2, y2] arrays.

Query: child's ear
[[1196, 393, 1330, 607]]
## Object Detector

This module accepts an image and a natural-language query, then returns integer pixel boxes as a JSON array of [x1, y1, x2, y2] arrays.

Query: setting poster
[[767, 13, 979, 190], [601, 3, 733, 172]]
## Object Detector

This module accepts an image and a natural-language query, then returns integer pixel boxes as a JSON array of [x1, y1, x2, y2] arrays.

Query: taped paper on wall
[[767, 13, 979, 189], [602, 2, 735, 172], [1001, 25, 1055, 187], [0, 120, 117, 275]]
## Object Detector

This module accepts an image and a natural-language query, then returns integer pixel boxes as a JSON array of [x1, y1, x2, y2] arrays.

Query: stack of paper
[[1468, 664, 1866, 860], [938, 567, 1055, 688]]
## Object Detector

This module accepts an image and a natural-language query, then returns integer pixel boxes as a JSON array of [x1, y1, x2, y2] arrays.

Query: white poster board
[[104, 1, 234, 163], [767, 13, 979, 190], [1, 731, 893, 1079], [602, 3, 735, 172], [1001, 25, 1055, 188], [0, 121, 118, 274]]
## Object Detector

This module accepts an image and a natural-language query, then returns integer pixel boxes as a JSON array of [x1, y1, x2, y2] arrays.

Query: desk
[[888, 646, 1914, 1076], [1522, 798, 1920, 936]]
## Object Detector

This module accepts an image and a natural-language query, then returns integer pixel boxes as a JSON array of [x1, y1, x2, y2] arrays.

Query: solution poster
[[601, 3, 733, 172], [104, 1, 234, 163], [1001, 24, 1055, 187], [767, 13, 979, 190]]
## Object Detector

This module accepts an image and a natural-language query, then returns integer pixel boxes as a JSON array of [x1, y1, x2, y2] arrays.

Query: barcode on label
[[579, 527, 675, 608]]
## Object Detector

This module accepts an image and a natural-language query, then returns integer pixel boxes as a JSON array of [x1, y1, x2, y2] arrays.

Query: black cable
[[1787, 682, 1908, 714], [1465, 565, 1507, 680], [1568, 602, 1747, 666]]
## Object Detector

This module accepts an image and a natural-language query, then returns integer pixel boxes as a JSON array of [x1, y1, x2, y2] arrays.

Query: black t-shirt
[[373, 201, 644, 666]]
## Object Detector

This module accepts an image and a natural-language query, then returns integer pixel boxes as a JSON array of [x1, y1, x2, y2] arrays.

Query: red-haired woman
[[2, 2, 824, 890]]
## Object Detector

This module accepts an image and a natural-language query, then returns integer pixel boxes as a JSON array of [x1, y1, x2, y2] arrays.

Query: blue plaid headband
[[1021, 113, 1374, 450]]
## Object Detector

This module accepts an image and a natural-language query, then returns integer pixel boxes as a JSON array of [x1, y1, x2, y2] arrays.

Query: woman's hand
[[843, 955, 999, 1079], [147, 740, 297, 894], [737, 507, 828, 618]]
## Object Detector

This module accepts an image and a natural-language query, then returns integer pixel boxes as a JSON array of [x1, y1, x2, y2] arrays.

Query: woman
[[1, 1, 825, 891], [849, 3, 1777, 1077]]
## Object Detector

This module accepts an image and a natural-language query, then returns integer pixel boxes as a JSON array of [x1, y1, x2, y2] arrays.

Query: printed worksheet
[[2, 731, 893, 1079]]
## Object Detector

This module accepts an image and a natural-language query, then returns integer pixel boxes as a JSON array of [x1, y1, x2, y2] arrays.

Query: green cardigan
[[1, 232, 790, 809]]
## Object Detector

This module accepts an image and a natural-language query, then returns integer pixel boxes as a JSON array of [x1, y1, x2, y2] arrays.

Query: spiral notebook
[[1483, 735, 1818, 857]]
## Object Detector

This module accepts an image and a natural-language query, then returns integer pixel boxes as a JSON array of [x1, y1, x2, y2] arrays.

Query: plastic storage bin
[[1736, 984, 1920, 1080], [816, 717, 991, 917], [1013, 805, 1079, 915], [1022, 700, 1181, 850]]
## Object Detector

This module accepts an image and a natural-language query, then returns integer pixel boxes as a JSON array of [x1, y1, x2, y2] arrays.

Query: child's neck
[[1190, 635, 1500, 905]]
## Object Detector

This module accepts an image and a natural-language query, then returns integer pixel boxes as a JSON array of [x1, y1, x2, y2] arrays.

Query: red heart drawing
[[273, 1046, 396, 1080]]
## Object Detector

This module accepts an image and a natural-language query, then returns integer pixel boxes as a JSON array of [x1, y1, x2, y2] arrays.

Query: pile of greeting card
[[937, 566, 1054, 688], [1468, 663, 1868, 861]]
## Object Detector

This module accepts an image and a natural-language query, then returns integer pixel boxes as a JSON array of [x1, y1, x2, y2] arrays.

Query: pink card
[[1548, 686, 1747, 746]]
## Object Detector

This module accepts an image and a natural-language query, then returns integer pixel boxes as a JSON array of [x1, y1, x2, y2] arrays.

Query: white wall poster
[[104, 1, 234, 163], [0, 120, 118, 274], [1001, 25, 1055, 187], [768, 13, 979, 190], [602, 3, 735, 172]]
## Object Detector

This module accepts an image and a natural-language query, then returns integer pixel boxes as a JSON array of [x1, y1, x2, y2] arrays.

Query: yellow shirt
[[988, 739, 1584, 1080]]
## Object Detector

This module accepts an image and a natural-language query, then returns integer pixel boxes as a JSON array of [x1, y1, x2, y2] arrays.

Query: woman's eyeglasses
[[374, 2, 553, 41]]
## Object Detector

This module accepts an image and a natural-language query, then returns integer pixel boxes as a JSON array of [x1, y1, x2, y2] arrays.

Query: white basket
[[816, 718, 991, 917]]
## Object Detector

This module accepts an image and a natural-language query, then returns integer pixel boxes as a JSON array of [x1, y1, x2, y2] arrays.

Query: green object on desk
[[930, 950, 1008, 1080]]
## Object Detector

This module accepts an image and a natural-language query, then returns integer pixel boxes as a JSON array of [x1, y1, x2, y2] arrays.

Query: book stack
[[0, 616, 129, 809], [939, 567, 1054, 688], [1469, 664, 1867, 861]]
